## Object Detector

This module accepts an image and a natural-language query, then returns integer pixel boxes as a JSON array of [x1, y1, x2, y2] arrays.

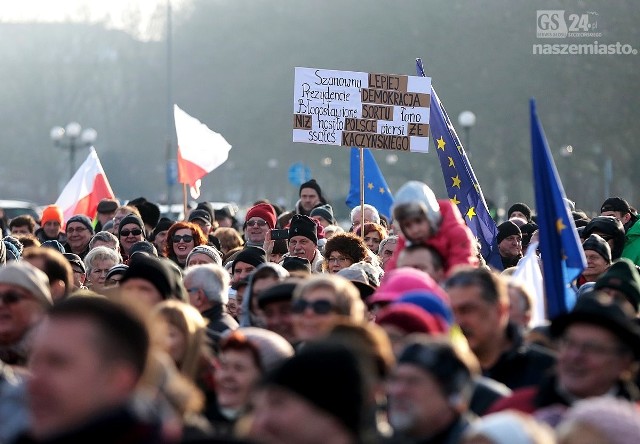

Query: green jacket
[[622, 219, 640, 265]]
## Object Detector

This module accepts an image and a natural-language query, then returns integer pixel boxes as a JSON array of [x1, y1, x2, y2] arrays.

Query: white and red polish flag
[[174, 105, 232, 198], [55, 147, 116, 221]]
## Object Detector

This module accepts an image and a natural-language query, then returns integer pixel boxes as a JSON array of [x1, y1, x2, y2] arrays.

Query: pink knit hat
[[368, 267, 449, 305]]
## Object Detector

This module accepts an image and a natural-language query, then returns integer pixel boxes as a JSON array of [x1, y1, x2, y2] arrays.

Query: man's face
[[244, 218, 269, 244], [288, 235, 315, 262], [66, 222, 92, 253], [448, 284, 505, 356], [387, 363, 452, 438], [397, 249, 444, 283], [379, 240, 398, 269], [11, 225, 31, 236], [43, 221, 62, 239], [190, 219, 212, 235], [310, 215, 330, 228], [233, 261, 256, 283], [153, 230, 169, 255], [27, 317, 130, 439], [557, 323, 634, 398], [299, 188, 320, 212], [262, 300, 294, 343], [601, 210, 631, 226], [0, 283, 46, 346], [71, 267, 86, 289], [583, 250, 610, 280], [119, 278, 163, 306], [498, 234, 522, 259], [509, 211, 528, 221]]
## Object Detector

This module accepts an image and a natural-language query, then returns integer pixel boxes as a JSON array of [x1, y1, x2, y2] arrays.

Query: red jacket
[[387, 200, 478, 276]]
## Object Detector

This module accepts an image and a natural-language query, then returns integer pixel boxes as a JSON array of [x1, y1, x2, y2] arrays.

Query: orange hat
[[41, 205, 64, 227]]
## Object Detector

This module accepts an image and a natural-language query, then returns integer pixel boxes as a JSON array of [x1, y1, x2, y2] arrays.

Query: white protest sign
[[293, 67, 431, 153]]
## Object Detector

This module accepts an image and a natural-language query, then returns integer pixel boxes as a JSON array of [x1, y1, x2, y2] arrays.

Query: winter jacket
[[622, 219, 640, 266]]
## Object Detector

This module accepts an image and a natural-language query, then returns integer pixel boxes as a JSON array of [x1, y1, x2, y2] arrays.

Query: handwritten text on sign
[[293, 67, 431, 153]]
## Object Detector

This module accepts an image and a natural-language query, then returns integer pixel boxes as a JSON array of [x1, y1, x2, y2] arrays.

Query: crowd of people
[[1, 178, 640, 443]]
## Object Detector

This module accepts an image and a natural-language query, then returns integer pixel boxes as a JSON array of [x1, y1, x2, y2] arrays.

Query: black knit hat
[[119, 214, 145, 238], [299, 179, 323, 199], [310, 204, 335, 224], [281, 256, 311, 274], [257, 281, 298, 309], [63, 253, 86, 274], [262, 342, 365, 437], [232, 247, 267, 274], [497, 220, 522, 244], [288, 214, 318, 245], [66, 214, 95, 235], [121, 255, 175, 300], [582, 234, 612, 264], [595, 258, 640, 312], [129, 197, 160, 228], [601, 197, 632, 215], [507, 203, 532, 222], [151, 218, 175, 241]]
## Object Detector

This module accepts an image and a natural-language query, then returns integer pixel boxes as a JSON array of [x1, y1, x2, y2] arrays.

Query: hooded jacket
[[386, 182, 478, 275], [239, 262, 289, 327], [622, 218, 640, 266]]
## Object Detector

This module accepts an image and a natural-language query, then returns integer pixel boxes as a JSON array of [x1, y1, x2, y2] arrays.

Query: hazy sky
[[0, 0, 188, 40]]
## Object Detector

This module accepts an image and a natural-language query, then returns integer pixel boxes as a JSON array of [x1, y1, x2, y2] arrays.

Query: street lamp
[[50, 122, 97, 179], [458, 110, 476, 156]]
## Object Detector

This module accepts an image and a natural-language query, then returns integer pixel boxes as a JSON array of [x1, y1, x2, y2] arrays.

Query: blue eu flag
[[418, 60, 502, 270], [345, 148, 394, 219], [531, 99, 586, 318]]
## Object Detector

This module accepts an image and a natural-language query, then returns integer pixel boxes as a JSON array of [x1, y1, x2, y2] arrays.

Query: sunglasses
[[173, 234, 194, 243], [0, 291, 29, 305], [66, 227, 87, 234], [120, 228, 143, 237], [246, 220, 267, 227], [291, 299, 336, 315]]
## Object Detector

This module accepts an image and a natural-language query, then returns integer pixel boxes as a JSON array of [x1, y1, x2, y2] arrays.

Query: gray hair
[[378, 235, 398, 255], [84, 245, 121, 274], [350, 204, 380, 225], [184, 263, 230, 304], [89, 231, 120, 252]]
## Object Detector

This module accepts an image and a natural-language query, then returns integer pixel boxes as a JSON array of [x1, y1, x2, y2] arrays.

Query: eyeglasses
[[291, 299, 336, 315], [120, 228, 143, 237], [172, 234, 194, 243], [327, 256, 350, 264], [246, 220, 267, 227], [558, 336, 626, 357], [0, 291, 29, 305], [67, 227, 87, 234]]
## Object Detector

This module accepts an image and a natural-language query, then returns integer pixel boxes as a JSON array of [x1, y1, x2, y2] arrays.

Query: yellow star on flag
[[450, 195, 461, 205], [451, 175, 462, 188], [379, 187, 385, 194], [367, 182, 374, 190], [448, 156, 454, 167], [466, 207, 476, 220], [556, 217, 566, 234], [457, 145, 463, 153], [437, 136, 446, 150]]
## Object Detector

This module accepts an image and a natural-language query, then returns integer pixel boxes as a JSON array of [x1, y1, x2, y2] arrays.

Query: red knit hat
[[41, 205, 64, 227], [245, 203, 277, 229], [375, 303, 445, 335]]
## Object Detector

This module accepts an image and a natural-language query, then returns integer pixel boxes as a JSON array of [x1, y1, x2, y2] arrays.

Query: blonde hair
[[151, 300, 210, 381], [293, 275, 367, 323]]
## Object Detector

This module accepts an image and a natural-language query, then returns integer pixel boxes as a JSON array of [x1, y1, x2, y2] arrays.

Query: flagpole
[[182, 183, 188, 219], [359, 147, 365, 236]]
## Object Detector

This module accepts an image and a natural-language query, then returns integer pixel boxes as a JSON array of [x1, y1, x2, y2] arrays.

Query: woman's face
[[172, 228, 195, 263], [364, 231, 382, 252], [291, 287, 340, 342], [88, 258, 117, 291], [165, 323, 187, 367], [326, 252, 353, 273], [215, 349, 261, 410], [119, 223, 144, 255]]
